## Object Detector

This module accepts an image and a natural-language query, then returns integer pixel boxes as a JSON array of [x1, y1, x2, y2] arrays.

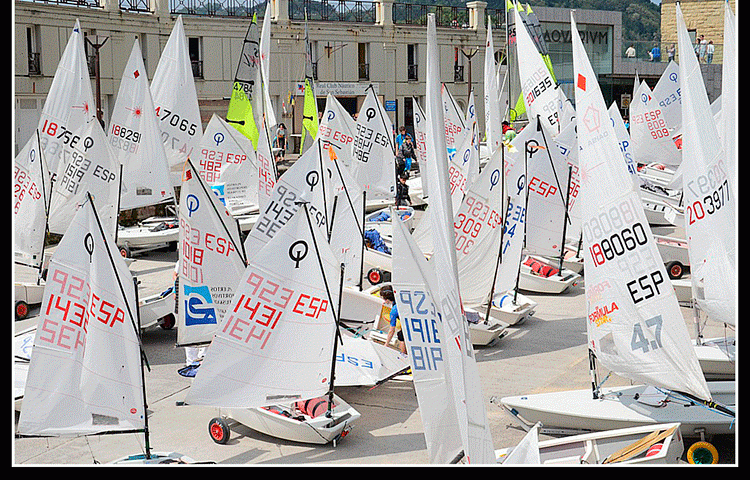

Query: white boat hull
[[117, 222, 179, 255], [501, 381, 735, 438], [694, 338, 735, 381], [138, 287, 176, 330], [218, 394, 360, 445], [495, 422, 685, 465], [489, 290, 537, 326], [519, 256, 581, 294]]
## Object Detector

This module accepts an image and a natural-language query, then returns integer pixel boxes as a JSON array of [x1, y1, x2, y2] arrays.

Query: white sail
[[14, 132, 50, 268], [442, 85, 467, 161], [455, 144, 506, 306], [48, 120, 120, 239], [493, 128, 528, 294], [630, 80, 682, 167], [513, 5, 561, 136], [650, 61, 682, 136], [675, 3, 736, 326], [334, 331, 408, 387], [259, 2, 278, 131], [254, 115, 278, 213], [464, 91, 481, 186], [571, 11, 711, 402], [392, 216, 463, 463], [608, 102, 639, 185], [484, 16, 503, 156], [351, 88, 396, 200], [111, 39, 175, 211], [198, 114, 261, 215], [243, 138, 331, 256], [503, 116, 571, 258], [720, 2, 737, 196], [318, 94, 357, 170], [151, 15, 204, 186], [36, 20, 96, 177], [401, 14, 495, 464], [177, 160, 247, 347], [412, 98, 430, 198], [185, 205, 341, 408], [17, 196, 143, 436], [324, 144, 365, 287]]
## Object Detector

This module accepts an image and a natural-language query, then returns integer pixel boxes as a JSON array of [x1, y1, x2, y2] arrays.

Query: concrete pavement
[[13, 214, 735, 465]]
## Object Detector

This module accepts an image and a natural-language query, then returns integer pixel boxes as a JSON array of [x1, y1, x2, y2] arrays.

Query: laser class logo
[[183, 285, 217, 326]]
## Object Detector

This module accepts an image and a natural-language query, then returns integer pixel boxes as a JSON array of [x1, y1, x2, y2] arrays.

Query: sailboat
[[495, 421, 685, 464], [113, 38, 178, 258], [673, 1, 736, 383], [175, 158, 248, 350], [391, 14, 495, 465], [16, 194, 200, 464], [184, 204, 360, 445], [499, 11, 735, 461], [150, 15, 204, 186]]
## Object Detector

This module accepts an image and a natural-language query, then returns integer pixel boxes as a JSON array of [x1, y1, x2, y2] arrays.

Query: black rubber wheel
[[368, 268, 383, 285], [666, 261, 684, 280], [15, 301, 29, 320], [208, 417, 230, 444], [159, 313, 175, 330], [119, 245, 131, 258]]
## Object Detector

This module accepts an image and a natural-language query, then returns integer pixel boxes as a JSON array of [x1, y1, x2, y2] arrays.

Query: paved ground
[[13, 209, 735, 465]]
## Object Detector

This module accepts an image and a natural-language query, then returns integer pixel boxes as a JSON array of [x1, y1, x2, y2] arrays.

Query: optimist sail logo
[[183, 285, 217, 326]]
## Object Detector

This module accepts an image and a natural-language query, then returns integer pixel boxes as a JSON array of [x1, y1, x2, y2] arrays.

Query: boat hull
[[501, 382, 735, 438], [220, 394, 360, 445], [495, 422, 685, 465]]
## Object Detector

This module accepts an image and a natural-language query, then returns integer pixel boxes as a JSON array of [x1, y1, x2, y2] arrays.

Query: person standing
[[399, 135, 416, 172], [395, 172, 411, 207], [706, 40, 715, 64], [625, 44, 636, 59]]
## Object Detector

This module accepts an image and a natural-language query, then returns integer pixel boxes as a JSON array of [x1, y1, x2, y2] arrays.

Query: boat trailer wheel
[[208, 417, 231, 444], [666, 261, 684, 280], [687, 441, 719, 464], [15, 301, 29, 320]]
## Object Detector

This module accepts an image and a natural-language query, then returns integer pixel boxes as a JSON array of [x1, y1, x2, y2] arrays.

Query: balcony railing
[[392, 3, 470, 27], [289, 0, 377, 23], [171, 0, 262, 17], [453, 64, 463, 82]]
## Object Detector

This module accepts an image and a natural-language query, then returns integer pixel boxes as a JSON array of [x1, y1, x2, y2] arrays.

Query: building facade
[[15, 0, 726, 155]]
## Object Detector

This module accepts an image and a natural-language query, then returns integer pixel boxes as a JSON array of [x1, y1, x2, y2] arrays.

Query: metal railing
[[170, 0, 263, 17], [358, 62, 369, 80], [392, 3, 470, 27], [289, 0, 377, 23], [18, 0, 102, 7], [622, 40, 725, 65]]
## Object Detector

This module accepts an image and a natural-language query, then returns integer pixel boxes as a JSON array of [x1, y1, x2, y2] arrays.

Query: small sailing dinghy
[[16, 193, 201, 464], [495, 422, 685, 465], [674, 1, 736, 385], [500, 12, 735, 457], [185, 204, 360, 446]]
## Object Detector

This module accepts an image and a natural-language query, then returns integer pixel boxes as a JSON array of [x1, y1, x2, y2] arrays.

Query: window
[[407, 44, 418, 81], [27, 25, 41, 76], [454, 47, 464, 82], [188, 37, 203, 78], [358, 42, 369, 80]]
